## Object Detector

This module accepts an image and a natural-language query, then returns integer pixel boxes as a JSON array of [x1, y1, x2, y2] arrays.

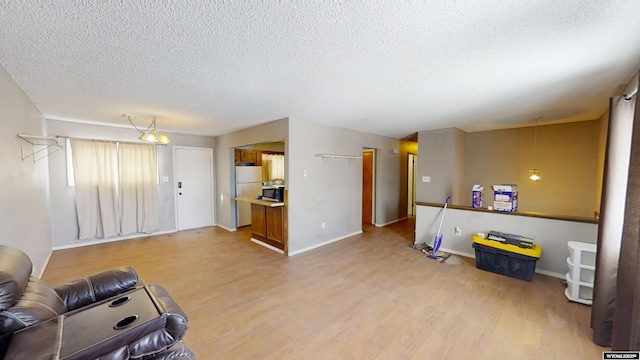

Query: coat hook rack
[[17, 134, 64, 163]]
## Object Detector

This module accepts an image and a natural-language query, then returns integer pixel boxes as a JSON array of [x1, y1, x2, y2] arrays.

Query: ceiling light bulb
[[148, 131, 158, 143], [529, 169, 541, 181], [139, 132, 157, 143], [157, 133, 170, 144]]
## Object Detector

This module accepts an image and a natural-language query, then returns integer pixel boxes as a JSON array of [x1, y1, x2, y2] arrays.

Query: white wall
[[415, 204, 598, 277], [0, 65, 52, 275], [46, 119, 216, 248], [214, 117, 408, 254], [287, 118, 405, 254]]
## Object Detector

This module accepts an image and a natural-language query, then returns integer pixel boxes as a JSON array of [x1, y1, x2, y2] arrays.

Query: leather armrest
[[128, 284, 189, 358], [149, 340, 196, 360], [54, 266, 140, 310], [5, 285, 189, 360]]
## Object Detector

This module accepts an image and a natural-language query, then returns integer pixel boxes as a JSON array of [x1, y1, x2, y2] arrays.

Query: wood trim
[[415, 201, 599, 224], [260, 150, 284, 155], [362, 151, 373, 224]]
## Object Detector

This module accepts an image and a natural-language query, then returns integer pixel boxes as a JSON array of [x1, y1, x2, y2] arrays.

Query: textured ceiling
[[1, 1, 640, 139]]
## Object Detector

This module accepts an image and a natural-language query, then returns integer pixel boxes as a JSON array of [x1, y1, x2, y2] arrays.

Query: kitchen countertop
[[235, 197, 284, 207]]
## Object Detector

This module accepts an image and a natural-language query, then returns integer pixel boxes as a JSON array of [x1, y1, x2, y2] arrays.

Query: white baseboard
[[287, 230, 363, 256], [38, 250, 53, 278], [535, 269, 564, 279], [250, 238, 285, 254], [216, 224, 237, 232], [375, 217, 408, 227], [52, 230, 176, 251], [439, 247, 475, 259]]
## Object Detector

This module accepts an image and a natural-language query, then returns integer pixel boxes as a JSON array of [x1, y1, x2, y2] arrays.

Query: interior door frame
[[362, 148, 376, 225], [173, 146, 215, 231], [408, 153, 417, 216]]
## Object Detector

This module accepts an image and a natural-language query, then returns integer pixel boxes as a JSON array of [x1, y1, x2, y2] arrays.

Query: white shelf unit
[[564, 241, 597, 305]]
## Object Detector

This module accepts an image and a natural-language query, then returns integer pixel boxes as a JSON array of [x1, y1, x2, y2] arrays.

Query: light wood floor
[[43, 218, 607, 359]]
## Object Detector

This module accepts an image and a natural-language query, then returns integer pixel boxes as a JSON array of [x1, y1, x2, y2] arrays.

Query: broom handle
[[436, 196, 451, 236]]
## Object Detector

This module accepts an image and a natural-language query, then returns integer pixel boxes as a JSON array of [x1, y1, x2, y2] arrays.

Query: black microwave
[[262, 186, 284, 202]]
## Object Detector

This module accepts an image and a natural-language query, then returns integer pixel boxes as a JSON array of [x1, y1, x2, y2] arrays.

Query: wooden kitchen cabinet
[[235, 149, 261, 165], [250, 203, 284, 250], [251, 203, 267, 239], [254, 150, 262, 166], [266, 206, 284, 246]]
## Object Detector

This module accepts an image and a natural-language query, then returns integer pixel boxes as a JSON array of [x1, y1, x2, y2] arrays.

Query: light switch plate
[[422, 176, 431, 182]]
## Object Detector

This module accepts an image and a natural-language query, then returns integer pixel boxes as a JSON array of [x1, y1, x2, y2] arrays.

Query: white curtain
[[118, 143, 158, 235], [261, 154, 285, 181], [71, 140, 119, 239]]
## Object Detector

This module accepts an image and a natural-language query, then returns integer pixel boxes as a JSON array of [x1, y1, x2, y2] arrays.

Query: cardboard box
[[493, 184, 518, 212], [472, 185, 483, 208]]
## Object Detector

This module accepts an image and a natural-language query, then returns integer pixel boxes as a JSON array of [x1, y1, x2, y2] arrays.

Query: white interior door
[[175, 147, 214, 231]]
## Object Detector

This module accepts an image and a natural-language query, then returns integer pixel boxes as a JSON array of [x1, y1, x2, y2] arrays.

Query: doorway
[[174, 146, 214, 231], [408, 153, 417, 216], [362, 149, 375, 224]]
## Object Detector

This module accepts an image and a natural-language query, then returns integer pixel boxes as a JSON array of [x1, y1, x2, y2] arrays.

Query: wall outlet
[[321, 222, 326, 229], [455, 227, 462, 236]]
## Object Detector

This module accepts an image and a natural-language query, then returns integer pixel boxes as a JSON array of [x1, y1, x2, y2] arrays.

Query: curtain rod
[[625, 87, 638, 101], [55, 136, 162, 146]]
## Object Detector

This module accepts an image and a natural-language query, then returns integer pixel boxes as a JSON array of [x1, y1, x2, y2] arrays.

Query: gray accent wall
[[465, 121, 600, 217], [287, 118, 406, 254], [416, 128, 466, 205], [46, 119, 216, 248], [418, 122, 602, 218], [0, 65, 52, 275]]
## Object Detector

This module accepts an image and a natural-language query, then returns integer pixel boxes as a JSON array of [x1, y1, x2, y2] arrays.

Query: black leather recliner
[[0, 245, 196, 359]]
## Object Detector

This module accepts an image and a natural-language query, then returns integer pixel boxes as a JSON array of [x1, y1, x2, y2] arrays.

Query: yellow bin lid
[[472, 234, 542, 259]]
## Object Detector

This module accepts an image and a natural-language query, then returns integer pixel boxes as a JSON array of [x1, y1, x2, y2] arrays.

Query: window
[[69, 139, 159, 239], [66, 139, 159, 187], [261, 153, 285, 181]]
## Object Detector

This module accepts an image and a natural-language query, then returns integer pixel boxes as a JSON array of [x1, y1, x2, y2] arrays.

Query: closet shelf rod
[[17, 134, 64, 163], [315, 154, 362, 160]]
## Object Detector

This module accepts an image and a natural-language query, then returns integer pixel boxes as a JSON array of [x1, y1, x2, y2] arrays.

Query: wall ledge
[[415, 202, 598, 224]]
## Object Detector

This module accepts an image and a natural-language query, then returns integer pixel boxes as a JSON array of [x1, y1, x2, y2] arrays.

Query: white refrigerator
[[235, 166, 262, 227]]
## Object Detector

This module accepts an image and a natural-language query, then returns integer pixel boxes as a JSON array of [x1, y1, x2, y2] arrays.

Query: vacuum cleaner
[[426, 195, 451, 261]]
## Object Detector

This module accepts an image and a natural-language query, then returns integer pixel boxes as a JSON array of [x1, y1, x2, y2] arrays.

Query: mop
[[425, 195, 451, 261]]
